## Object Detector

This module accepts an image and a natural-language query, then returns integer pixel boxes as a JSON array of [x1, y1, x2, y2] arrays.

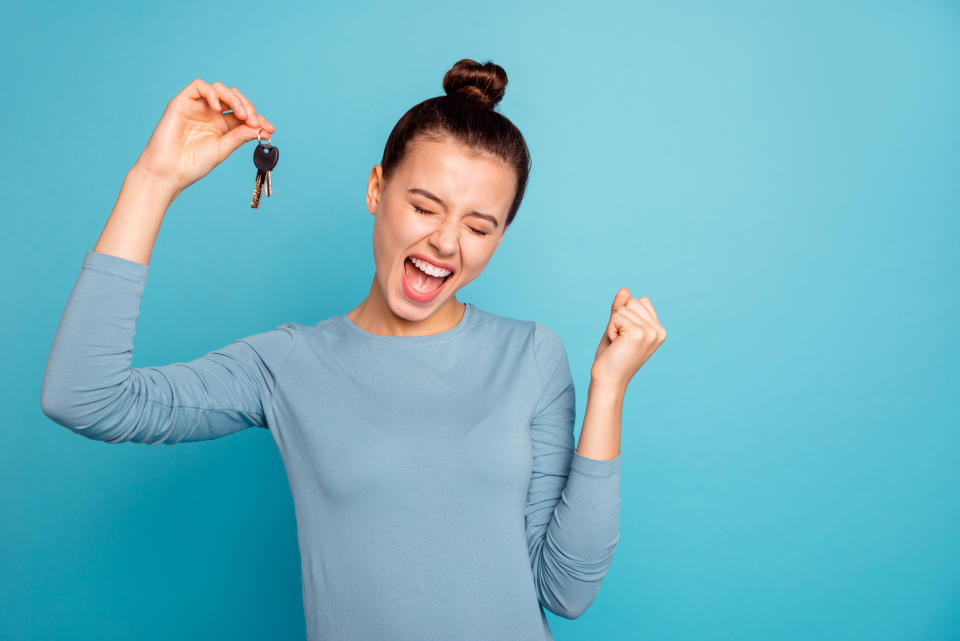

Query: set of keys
[[250, 129, 279, 209]]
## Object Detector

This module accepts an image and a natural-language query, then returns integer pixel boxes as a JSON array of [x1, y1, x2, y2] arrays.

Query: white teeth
[[409, 256, 452, 278]]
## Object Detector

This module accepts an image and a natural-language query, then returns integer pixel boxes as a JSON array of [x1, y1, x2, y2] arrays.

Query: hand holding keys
[[251, 129, 279, 209]]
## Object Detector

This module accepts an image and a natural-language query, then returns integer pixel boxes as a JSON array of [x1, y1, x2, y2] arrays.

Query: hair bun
[[442, 58, 507, 111]]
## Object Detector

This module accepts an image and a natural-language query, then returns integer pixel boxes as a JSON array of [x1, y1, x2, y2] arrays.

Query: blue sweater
[[41, 250, 622, 641]]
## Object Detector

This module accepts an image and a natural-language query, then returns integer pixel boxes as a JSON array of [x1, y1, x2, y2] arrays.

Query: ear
[[366, 164, 384, 215]]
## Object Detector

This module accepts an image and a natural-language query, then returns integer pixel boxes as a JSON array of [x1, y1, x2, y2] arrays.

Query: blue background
[[3, 1, 958, 639]]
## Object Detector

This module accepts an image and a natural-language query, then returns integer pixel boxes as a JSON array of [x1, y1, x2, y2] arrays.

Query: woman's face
[[365, 136, 515, 322]]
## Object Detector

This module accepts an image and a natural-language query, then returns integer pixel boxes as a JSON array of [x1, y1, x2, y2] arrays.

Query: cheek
[[370, 223, 388, 262], [384, 208, 424, 243], [475, 248, 497, 268], [459, 251, 495, 279], [373, 211, 406, 247], [371, 218, 414, 277]]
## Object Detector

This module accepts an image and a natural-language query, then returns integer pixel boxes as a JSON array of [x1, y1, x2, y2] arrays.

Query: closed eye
[[412, 205, 488, 237]]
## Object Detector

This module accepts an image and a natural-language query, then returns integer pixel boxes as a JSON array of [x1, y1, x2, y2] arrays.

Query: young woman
[[41, 59, 666, 641]]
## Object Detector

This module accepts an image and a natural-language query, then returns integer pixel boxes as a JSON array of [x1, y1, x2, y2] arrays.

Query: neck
[[347, 275, 465, 337]]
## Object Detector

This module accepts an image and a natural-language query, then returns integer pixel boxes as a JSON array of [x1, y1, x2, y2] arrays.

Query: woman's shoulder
[[467, 303, 536, 334], [468, 304, 564, 351]]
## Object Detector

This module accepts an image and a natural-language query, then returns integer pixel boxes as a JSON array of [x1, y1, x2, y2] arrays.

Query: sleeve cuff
[[570, 451, 622, 477], [82, 250, 149, 284]]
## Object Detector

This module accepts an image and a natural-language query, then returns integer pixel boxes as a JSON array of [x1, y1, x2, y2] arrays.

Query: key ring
[[257, 129, 270, 145]]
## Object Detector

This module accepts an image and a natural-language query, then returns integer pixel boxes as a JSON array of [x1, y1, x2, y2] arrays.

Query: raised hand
[[591, 287, 667, 392], [132, 78, 277, 195]]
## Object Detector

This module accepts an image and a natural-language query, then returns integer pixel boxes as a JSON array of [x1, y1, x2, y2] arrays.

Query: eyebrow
[[407, 188, 500, 228]]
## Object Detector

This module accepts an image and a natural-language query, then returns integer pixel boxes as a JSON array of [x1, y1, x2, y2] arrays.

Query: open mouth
[[402, 256, 454, 302]]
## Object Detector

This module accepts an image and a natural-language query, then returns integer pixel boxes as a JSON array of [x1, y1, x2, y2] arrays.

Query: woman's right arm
[[40, 251, 297, 444], [40, 79, 296, 444]]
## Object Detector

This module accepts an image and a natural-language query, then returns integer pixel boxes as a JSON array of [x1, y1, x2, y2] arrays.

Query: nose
[[427, 216, 462, 257]]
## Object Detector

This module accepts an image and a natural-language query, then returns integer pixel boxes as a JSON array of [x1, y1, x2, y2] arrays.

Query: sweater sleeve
[[524, 321, 622, 620], [40, 250, 297, 445]]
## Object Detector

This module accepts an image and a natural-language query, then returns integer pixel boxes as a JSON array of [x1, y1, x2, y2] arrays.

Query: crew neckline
[[339, 302, 475, 342]]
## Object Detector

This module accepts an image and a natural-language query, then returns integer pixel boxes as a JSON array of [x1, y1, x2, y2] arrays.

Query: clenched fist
[[590, 287, 667, 391]]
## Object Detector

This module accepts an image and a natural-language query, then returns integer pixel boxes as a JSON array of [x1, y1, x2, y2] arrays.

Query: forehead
[[398, 138, 515, 212]]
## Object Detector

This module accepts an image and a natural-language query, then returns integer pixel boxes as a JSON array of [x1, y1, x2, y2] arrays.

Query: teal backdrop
[[3, 1, 958, 639]]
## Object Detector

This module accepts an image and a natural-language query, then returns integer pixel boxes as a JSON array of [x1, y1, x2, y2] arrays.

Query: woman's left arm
[[524, 293, 666, 619], [577, 287, 667, 461]]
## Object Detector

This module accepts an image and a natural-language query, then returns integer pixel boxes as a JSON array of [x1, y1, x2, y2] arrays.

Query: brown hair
[[379, 58, 532, 229]]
